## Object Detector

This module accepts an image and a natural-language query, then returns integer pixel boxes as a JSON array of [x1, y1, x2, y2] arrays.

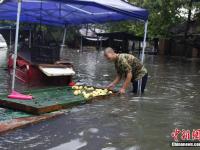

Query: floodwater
[[0, 48, 200, 150]]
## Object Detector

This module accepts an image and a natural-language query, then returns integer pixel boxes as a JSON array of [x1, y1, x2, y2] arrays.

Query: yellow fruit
[[95, 91, 100, 95], [90, 87, 94, 91], [96, 89, 102, 93], [96, 91, 100, 95], [101, 92, 107, 96], [104, 89, 108, 93], [83, 93, 91, 100], [88, 93, 93, 98], [108, 91, 113, 94], [74, 90, 82, 95], [74, 90, 79, 96], [79, 86, 83, 90], [74, 86, 79, 90], [92, 93, 97, 97], [72, 86, 76, 90], [82, 91, 86, 95], [98, 92, 102, 95]]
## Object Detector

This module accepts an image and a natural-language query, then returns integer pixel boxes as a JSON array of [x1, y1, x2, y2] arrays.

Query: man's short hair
[[104, 47, 114, 54]]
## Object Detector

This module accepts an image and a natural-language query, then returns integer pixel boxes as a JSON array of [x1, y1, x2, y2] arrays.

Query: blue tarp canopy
[[1, 0, 149, 92], [0, 0, 148, 26]]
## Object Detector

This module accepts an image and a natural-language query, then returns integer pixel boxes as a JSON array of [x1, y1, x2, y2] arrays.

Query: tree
[[109, 0, 200, 38]]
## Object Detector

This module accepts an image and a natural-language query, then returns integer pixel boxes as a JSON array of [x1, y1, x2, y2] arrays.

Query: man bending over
[[104, 47, 148, 94]]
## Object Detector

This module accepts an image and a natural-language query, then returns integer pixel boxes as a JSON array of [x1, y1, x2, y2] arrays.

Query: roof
[[97, 32, 144, 41], [0, 24, 15, 29], [0, 0, 148, 26], [79, 28, 105, 37]]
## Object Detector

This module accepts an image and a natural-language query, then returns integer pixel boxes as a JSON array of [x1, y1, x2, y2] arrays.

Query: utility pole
[[184, 0, 193, 56], [184, 0, 193, 39]]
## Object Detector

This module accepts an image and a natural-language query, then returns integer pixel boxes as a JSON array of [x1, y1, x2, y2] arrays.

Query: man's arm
[[112, 74, 121, 85], [107, 74, 121, 90], [119, 71, 132, 94]]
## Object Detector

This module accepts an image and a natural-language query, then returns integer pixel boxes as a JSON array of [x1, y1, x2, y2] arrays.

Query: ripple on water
[[102, 147, 117, 150], [88, 128, 99, 134], [125, 146, 140, 150], [78, 131, 84, 136], [49, 138, 87, 150]]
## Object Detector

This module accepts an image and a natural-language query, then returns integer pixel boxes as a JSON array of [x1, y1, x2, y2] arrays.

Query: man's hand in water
[[107, 83, 115, 90], [107, 75, 121, 90], [119, 88, 126, 94]]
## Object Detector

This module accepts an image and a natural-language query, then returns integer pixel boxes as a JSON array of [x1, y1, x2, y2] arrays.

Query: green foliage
[[109, 0, 200, 38]]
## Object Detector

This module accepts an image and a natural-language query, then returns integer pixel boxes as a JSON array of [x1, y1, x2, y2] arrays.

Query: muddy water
[[0, 48, 200, 150]]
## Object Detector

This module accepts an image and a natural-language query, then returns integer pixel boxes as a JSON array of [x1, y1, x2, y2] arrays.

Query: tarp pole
[[60, 27, 67, 58], [141, 21, 148, 63], [9, 26, 12, 49], [97, 36, 99, 50], [100, 37, 103, 51], [138, 20, 148, 95], [11, 0, 22, 91], [29, 29, 31, 48], [80, 35, 83, 51]]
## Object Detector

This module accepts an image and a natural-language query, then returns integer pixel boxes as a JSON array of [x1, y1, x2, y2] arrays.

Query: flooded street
[[0, 48, 200, 150]]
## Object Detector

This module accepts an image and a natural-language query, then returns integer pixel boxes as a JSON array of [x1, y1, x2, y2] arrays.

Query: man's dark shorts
[[132, 73, 148, 94]]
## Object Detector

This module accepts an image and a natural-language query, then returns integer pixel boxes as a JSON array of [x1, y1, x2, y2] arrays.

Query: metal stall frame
[[11, 0, 148, 96]]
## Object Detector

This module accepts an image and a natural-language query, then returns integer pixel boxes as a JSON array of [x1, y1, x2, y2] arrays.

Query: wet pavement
[[0, 48, 200, 150]]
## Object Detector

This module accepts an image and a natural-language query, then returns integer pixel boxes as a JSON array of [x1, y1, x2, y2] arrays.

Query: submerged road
[[0, 48, 200, 150]]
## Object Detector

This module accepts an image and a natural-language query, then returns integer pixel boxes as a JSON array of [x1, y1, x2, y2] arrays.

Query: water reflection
[[0, 48, 9, 94], [49, 138, 88, 150], [0, 48, 200, 150], [0, 48, 7, 68]]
